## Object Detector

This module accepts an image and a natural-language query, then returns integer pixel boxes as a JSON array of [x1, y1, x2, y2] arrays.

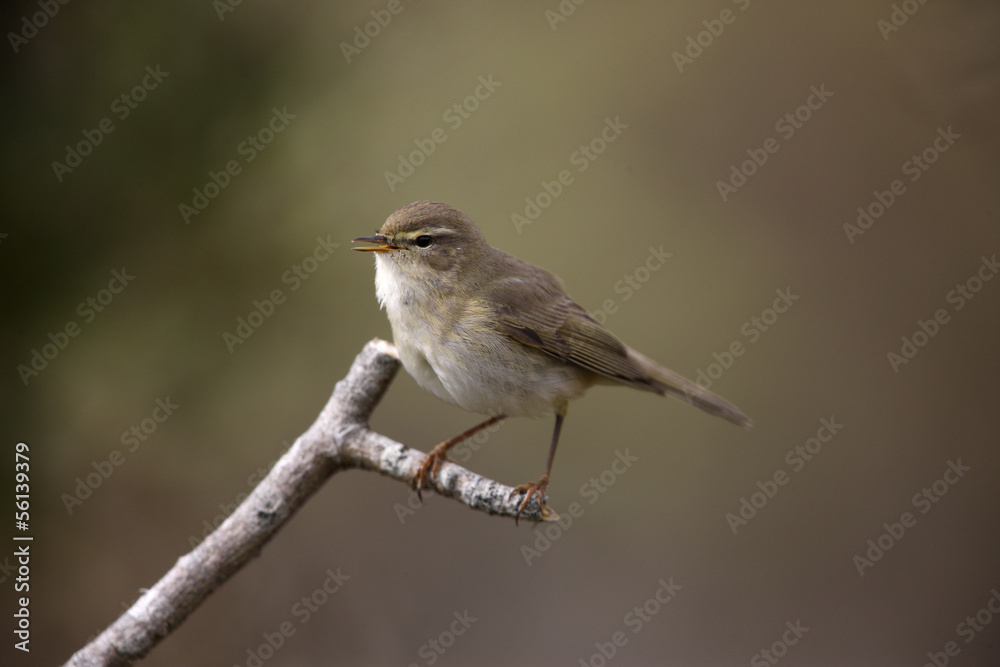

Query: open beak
[[352, 234, 401, 252]]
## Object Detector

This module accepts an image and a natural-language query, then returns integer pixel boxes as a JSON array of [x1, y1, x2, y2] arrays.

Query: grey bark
[[65, 338, 548, 666]]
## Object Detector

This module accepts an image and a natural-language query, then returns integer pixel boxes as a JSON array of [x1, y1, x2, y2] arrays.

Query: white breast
[[373, 254, 594, 418]]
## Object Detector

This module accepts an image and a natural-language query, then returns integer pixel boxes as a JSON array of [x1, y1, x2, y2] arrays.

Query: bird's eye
[[415, 235, 433, 248]]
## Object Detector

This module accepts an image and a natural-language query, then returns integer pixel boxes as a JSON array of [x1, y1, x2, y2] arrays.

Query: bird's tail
[[628, 348, 753, 429]]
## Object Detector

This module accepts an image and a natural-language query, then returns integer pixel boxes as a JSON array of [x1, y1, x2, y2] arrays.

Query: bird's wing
[[483, 270, 753, 428], [484, 274, 656, 390]]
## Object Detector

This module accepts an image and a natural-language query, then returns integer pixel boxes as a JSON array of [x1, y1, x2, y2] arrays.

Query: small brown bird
[[354, 201, 751, 521]]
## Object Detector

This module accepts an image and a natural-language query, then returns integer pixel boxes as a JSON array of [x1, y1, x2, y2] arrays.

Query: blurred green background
[[2, 1, 999, 665]]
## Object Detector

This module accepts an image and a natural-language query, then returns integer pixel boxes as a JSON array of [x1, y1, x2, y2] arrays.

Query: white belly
[[388, 311, 593, 418], [395, 334, 593, 417]]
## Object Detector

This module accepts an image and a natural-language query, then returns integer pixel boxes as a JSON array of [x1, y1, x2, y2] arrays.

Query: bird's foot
[[412, 443, 451, 500], [508, 474, 559, 525]]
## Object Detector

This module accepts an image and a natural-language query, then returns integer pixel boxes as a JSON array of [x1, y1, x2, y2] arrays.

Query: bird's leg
[[413, 415, 505, 498], [510, 404, 566, 524]]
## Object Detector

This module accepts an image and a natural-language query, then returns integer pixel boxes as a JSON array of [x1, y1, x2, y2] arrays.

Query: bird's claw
[[508, 475, 558, 525], [412, 447, 449, 500]]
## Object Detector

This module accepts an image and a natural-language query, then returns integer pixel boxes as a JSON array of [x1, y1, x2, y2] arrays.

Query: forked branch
[[65, 338, 548, 666]]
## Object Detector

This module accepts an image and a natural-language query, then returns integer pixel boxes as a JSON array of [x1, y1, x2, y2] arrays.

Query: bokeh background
[[2, 1, 999, 665]]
